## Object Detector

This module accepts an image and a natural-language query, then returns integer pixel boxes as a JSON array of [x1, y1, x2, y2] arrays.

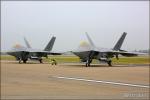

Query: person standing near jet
[[49, 59, 57, 65]]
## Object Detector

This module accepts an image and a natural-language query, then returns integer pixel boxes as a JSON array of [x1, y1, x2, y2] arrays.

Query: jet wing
[[100, 50, 142, 57], [6, 49, 30, 54], [117, 51, 138, 56], [27, 50, 61, 55], [7, 49, 61, 56], [46, 51, 62, 55]]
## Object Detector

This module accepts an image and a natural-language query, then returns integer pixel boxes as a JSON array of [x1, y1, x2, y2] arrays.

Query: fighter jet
[[72, 32, 139, 67], [6, 36, 60, 63]]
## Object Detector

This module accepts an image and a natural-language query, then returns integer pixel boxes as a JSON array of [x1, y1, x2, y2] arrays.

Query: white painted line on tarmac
[[51, 76, 149, 88]]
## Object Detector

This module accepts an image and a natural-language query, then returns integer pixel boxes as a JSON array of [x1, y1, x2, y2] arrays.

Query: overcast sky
[[1, 1, 149, 52]]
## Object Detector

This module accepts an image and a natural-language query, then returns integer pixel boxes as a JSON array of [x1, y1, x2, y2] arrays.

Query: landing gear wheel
[[86, 60, 90, 67], [23, 59, 27, 63], [39, 59, 43, 63], [19, 58, 21, 64], [19, 60, 21, 64], [108, 60, 112, 66], [86, 62, 88, 67]]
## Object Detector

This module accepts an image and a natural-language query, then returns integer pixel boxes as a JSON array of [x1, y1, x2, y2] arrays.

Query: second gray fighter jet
[[72, 32, 138, 66]]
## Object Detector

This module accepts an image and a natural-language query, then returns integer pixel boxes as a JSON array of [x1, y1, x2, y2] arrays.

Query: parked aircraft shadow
[[2, 61, 149, 67], [2, 61, 49, 64], [60, 64, 149, 68]]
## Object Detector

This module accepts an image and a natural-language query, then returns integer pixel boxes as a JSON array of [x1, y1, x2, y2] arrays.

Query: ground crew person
[[49, 59, 57, 65]]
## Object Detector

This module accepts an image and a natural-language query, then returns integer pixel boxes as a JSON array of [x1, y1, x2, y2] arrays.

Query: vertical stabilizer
[[113, 32, 127, 50], [24, 37, 31, 48], [85, 32, 95, 47], [44, 36, 56, 51]]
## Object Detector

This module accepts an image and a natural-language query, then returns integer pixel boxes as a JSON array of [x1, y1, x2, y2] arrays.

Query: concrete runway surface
[[1, 61, 149, 99]]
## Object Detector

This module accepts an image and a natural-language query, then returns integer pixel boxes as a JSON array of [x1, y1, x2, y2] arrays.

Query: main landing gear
[[107, 59, 112, 66], [23, 59, 27, 63], [39, 59, 43, 63], [85, 59, 112, 67], [18, 58, 21, 64], [18, 59, 27, 64], [99, 58, 112, 66]]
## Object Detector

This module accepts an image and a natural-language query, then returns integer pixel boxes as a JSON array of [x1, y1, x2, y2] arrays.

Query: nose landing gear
[[85, 59, 92, 67], [39, 59, 43, 63], [99, 58, 112, 66]]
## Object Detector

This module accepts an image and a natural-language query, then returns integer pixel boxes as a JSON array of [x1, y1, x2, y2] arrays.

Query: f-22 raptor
[[7, 36, 60, 63], [72, 32, 138, 67]]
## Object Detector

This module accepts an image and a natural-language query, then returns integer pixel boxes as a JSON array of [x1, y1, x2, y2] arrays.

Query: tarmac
[[1, 60, 149, 99]]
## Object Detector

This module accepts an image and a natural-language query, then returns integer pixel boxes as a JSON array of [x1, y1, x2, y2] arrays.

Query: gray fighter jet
[[72, 32, 139, 66], [6, 36, 60, 63]]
